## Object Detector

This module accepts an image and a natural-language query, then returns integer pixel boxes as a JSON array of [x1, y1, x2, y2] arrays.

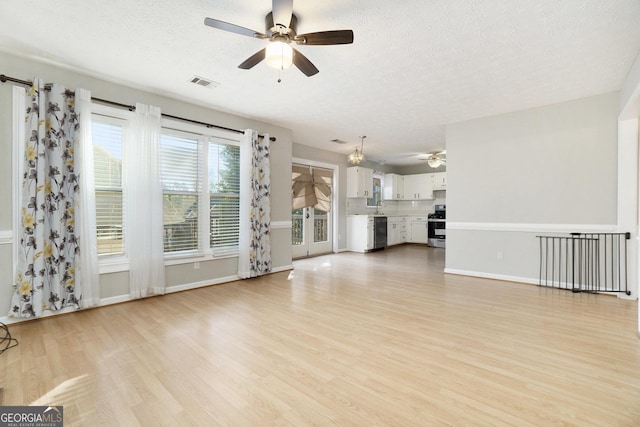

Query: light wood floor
[[1, 245, 639, 426]]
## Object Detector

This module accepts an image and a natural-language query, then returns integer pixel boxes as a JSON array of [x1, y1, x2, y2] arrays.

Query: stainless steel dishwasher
[[373, 216, 387, 250]]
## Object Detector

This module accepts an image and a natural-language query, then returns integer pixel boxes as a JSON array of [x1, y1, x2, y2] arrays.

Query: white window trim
[[90, 109, 243, 271], [92, 105, 132, 270], [160, 118, 241, 262]]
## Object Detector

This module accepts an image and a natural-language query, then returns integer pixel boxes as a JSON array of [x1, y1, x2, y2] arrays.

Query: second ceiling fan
[[204, 0, 354, 77]]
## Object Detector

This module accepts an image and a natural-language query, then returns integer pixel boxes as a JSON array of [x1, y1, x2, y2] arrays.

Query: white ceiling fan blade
[[272, 0, 293, 28]]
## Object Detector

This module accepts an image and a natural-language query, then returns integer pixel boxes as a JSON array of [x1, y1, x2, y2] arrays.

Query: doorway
[[291, 163, 334, 259]]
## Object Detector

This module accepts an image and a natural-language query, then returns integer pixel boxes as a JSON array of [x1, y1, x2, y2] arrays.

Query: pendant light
[[348, 136, 366, 165]]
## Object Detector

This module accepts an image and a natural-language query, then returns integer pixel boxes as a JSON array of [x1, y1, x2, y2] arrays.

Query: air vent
[[189, 75, 220, 89], [330, 139, 347, 144]]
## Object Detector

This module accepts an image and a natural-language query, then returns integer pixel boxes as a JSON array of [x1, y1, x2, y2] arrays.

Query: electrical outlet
[[497, 251, 503, 260], [194, 262, 200, 270]]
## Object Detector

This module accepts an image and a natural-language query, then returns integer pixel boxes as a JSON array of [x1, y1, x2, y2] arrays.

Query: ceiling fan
[[424, 151, 447, 168], [204, 0, 354, 77]]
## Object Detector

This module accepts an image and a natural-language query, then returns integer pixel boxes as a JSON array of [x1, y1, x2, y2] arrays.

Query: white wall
[[445, 92, 621, 285], [620, 51, 640, 120], [618, 50, 640, 334], [0, 51, 293, 317]]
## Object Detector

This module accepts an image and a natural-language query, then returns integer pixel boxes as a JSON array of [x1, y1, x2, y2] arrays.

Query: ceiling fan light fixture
[[265, 41, 293, 70], [427, 157, 442, 168]]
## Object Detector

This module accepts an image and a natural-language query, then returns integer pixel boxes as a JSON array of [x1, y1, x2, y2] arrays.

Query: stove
[[427, 204, 446, 248]]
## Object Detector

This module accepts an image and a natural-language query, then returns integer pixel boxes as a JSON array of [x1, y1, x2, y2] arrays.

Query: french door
[[291, 163, 334, 259], [291, 207, 332, 258]]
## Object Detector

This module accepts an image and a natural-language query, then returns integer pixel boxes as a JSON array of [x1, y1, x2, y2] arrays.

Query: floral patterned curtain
[[10, 79, 83, 317], [238, 130, 271, 278]]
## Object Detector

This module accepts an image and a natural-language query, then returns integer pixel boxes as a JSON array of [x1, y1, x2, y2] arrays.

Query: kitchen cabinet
[[409, 216, 429, 244], [403, 174, 433, 200], [430, 172, 446, 191], [347, 215, 374, 252], [387, 216, 407, 246], [382, 173, 404, 200], [347, 166, 374, 198]]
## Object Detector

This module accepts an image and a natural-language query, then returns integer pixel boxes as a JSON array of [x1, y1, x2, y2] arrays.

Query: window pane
[[161, 133, 200, 253], [367, 175, 382, 207], [163, 194, 198, 252], [210, 195, 239, 247], [93, 122, 123, 188], [209, 143, 240, 193], [160, 134, 200, 192], [313, 208, 328, 242], [92, 118, 124, 255], [209, 142, 240, 249], [96, 189, 123, 254], [292, 208, 304, 245]]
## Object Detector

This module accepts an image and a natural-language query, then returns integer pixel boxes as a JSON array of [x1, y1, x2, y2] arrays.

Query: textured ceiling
[[1, 0, 639, 165]]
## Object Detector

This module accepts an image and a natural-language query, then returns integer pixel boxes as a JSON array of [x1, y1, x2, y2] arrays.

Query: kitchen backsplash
[[347, 191, 446, 215]]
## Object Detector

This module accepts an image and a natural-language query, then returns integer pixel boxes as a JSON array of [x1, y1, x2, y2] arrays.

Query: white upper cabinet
[[403, 174, 433, 200], [347, 166, 374, 198], [430, 172, 446, 191], [382, 173, 404, 200]]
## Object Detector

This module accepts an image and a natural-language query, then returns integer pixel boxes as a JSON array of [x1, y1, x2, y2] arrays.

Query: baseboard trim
[[271, 265, 294, 273], [98, 295, 132, 306], [1, 267, 293, 325], [165, 275, 240, 294], [446, 222, 618, 233], [1, 305, 80, 325], [444, 268, 539, 285]]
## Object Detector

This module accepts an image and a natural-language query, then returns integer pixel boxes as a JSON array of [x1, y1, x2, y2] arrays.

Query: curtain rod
[[0, 74, 276, 142]]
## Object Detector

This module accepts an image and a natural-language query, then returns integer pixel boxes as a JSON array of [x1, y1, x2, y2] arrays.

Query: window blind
[[160, 133, 201, 253], [92, 119, 125, 255], [209, 141, 240, 249]]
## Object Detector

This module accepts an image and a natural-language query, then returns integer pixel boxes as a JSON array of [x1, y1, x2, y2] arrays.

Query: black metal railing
[[537, 232, 631, 295]]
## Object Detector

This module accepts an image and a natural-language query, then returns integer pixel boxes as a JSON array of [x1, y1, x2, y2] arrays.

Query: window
[[160, 132, 201, 253], [92, 116, 125, 256], [208, 141, 240, 250], [90, 107, 241, 263], [159, 124, 241, 257], [367, 172, 383, 207]]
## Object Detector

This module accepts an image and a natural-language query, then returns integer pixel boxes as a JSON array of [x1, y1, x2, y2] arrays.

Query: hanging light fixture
[[426, 151, 446, 168], [265, 39, 293, 70], [348, 136, 366, 165]]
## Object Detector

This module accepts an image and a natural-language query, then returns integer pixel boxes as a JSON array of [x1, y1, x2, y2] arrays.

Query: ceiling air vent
[[189, 75, 220, 89]]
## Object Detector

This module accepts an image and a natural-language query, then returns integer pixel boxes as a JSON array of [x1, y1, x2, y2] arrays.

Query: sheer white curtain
[[238, 130, 272, 278], [125, 103, 165, 298], [75, 88, 100, 308]]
